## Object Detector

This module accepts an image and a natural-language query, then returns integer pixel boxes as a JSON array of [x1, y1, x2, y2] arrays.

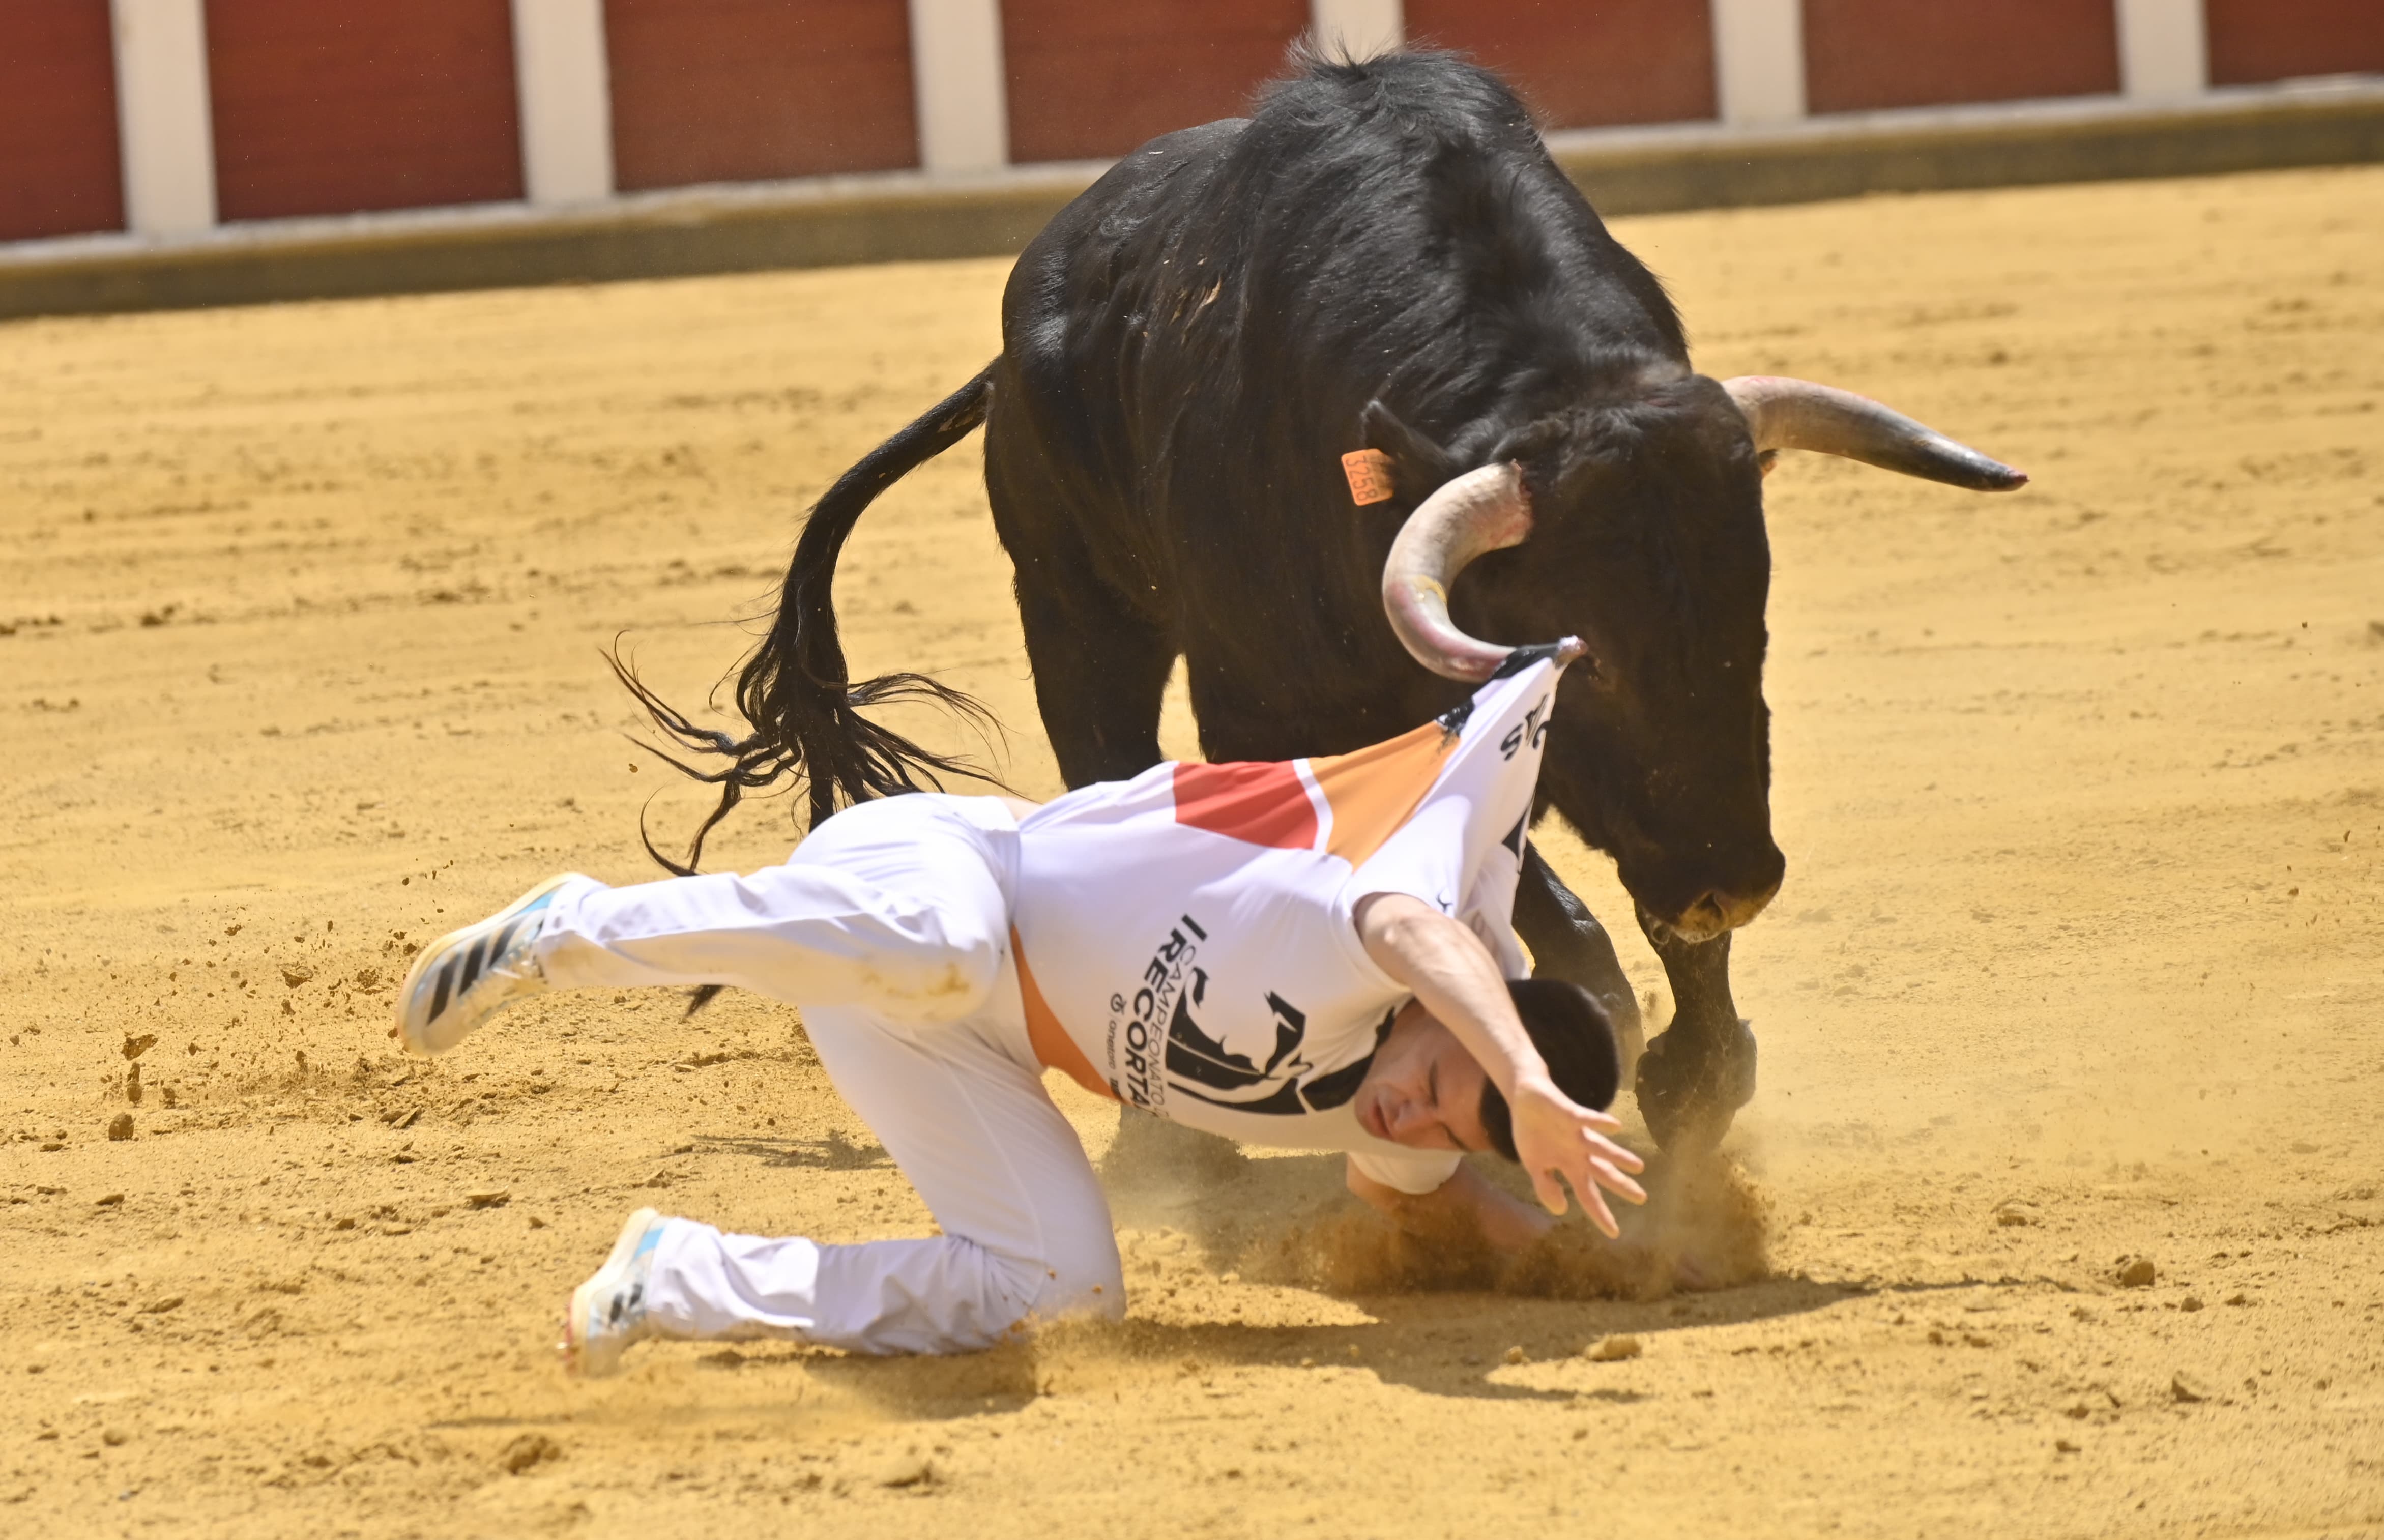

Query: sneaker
[[561, 1207, 668, 1379], [394, 873, 584, 1056]]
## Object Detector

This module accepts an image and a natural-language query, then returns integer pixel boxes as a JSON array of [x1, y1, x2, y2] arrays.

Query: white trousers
[[533, 794, 1123, 1356]]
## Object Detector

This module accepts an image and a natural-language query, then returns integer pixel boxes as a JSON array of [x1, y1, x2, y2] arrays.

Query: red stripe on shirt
[[1171, 760, 1318, 850]]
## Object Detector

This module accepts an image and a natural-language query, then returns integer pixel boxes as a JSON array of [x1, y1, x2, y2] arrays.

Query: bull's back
[[991, 120, 1248, 616], [990, 53, 1683, 757]]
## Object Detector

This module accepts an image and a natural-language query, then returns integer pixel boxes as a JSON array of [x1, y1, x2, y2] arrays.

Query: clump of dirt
[[497, 1432, 562, 1474]]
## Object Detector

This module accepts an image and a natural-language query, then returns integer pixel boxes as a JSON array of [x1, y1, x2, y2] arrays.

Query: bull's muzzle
[[1660, 877, 1783, 945]]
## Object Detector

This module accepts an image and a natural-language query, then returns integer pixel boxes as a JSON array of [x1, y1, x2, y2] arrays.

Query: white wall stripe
[[62, 0, 2259, 256], [1710, 0, 1806, 126], [110, 0, 216, 235], [909, 0, 1010, 174], [1311, 0, 1402, 60], [2117, 0, 2209, 101], [512, 0, 615, 206]]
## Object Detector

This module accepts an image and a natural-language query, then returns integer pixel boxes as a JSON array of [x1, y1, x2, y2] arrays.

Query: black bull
[[630, 51, 2025, 1148]]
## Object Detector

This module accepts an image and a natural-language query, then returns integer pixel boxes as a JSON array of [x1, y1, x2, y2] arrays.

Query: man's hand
[[1505, 1077, 1645, 1237], [1352, 892, 1648, 1236]]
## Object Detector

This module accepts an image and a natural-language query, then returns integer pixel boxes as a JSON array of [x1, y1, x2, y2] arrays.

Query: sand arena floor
[[3, 163, 2381, 1538]]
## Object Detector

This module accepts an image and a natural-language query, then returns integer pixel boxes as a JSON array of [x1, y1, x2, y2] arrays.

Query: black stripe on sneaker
[[428, 957, 455, 1022], [457, 935, 491, 997], [496, 903, 543, 958]]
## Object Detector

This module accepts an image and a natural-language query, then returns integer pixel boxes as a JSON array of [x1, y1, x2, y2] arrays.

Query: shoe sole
[[561, 1207, 664, 1380], [394, 872, 584, 1057]]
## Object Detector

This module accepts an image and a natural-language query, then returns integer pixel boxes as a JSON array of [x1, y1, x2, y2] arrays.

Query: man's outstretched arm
[[1353, 892, 1646, 1235]]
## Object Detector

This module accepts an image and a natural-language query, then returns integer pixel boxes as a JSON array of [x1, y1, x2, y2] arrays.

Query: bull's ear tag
[[1342, 448, 1396, 506]]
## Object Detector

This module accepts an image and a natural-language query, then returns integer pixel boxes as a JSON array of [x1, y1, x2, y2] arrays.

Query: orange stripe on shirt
[[1012, 928, 1118, 1102], [1306, 717, 1458, 868]]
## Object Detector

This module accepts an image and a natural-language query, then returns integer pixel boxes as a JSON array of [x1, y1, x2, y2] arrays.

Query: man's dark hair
[[1478, 978, 1623, 1163]]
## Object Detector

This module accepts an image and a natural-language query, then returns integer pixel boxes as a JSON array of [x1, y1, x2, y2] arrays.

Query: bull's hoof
[[1634, 1020, 1757, 1151]]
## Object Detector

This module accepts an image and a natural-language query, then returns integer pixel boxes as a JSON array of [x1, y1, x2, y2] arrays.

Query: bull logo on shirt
[[1165, 978, 1388, 1117]]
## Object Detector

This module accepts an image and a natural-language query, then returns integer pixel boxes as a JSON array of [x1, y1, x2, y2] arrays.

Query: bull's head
[[1373, 374, 2025, 944]]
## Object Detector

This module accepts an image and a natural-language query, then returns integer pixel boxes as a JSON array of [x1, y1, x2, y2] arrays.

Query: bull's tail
[[613, 362, 1002, 877]]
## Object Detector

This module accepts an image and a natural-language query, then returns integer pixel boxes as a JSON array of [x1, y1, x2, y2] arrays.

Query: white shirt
[[1010, 650, 1566, 1193]]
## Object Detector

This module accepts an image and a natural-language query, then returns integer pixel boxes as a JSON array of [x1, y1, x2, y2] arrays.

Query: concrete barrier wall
[[4, 82, 2377, 324], [2, 1, 2380, 319], [1552, 85, 2384, 213]]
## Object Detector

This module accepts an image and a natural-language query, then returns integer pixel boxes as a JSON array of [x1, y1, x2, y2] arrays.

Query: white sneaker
[[561, 1208, 668, 1379], [394, 874, 584, 1056]]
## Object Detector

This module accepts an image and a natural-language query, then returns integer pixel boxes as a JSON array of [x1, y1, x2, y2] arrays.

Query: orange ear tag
[[1341, 448, 1396, 506]]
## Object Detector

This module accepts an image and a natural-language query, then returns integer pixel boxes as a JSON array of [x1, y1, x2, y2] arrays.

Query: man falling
[[395, 645, 1640, 1372]]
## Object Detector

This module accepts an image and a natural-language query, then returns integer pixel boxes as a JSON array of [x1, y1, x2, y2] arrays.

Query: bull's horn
[[1382, 461, 1584, 682], [1722, 375, 2027, 492]]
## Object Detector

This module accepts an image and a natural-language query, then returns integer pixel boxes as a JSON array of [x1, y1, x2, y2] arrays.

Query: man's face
[[1351, 1000, 1492, 1153]]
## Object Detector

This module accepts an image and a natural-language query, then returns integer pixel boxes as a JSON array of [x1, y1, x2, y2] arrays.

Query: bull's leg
[[1632, 917, 1757, 1150], [1511, 842, 1645, 1071], [1011, 576, 1175, 788], [984, 423, 1175, 787], [987, 446, 1173, 787]]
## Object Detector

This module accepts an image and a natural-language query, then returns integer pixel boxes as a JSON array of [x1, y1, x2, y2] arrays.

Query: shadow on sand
[[650, 1109, 1824, 1423], [680, 1268, 1849, 1424]]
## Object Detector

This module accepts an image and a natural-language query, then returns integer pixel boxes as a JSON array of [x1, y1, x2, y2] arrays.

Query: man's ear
[[1359, 399, 1459, 500]]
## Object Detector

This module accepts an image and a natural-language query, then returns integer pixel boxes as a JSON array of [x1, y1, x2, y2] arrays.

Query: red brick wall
[[605, 0, 917, 190], [1003, 0, 1307, 164], [0, 1, 124, 240], [1803, 0, 2120, 114], [206, 1, 525, 222], [1405, 0, 1717, 129], [2206, 0, 2384, 85]]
